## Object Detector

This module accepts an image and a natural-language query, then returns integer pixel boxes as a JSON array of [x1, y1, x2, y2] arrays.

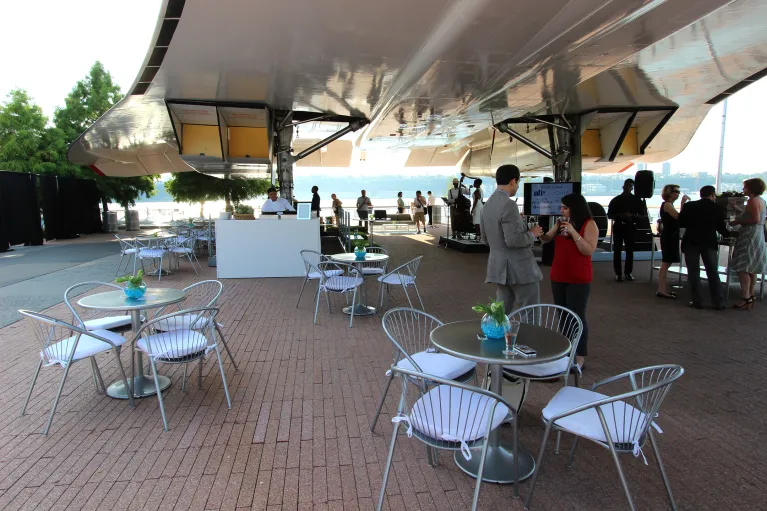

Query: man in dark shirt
[[607, 179, 647, 281], [678, 185, 729, 309], [311, 186, 321, 216]]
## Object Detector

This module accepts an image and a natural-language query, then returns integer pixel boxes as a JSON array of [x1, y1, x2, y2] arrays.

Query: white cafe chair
[[376, 256, 425, 311], [296, 250, 344, 307]]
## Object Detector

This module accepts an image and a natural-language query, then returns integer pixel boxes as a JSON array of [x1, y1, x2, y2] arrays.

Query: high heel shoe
[[733, 297, 754, 311]]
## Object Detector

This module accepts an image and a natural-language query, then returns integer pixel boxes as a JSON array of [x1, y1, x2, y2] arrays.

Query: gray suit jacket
[[480, 189, 543, 285]]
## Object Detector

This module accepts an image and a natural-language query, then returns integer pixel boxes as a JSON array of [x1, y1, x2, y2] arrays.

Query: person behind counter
[[262, 187, 296, 213], [311, 186, 321, 216]]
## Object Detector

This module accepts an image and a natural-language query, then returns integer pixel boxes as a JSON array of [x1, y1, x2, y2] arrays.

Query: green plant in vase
[[353, 239, 369, 260], [116, 270, 147, 299], [473, 298, 510, 339]]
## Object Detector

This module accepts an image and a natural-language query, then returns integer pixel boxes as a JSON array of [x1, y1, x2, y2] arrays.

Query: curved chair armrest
[[132, 307, 219, 343], [590, 364, 680, 392], [380, 260, 411, 279]]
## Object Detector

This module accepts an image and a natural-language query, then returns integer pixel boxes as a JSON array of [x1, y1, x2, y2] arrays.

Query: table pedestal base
[[107, 375, 171, 399], [342, 304, 376, 316], [454, 437, 535, 484]]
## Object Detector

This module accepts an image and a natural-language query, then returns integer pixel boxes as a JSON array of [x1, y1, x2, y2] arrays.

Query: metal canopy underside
[[68, 0, 767, 177]]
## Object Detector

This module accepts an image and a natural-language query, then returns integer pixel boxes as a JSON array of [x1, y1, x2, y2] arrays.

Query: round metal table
[[430, 320, 571, 484], [78, 288, 186, 399], [327, 252, 389, 316]]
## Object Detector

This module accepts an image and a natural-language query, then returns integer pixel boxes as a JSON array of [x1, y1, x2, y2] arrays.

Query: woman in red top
[[539, 193, 598, 369]]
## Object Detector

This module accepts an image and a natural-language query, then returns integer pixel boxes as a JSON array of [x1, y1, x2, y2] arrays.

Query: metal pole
[[716, 98, 728, 193]]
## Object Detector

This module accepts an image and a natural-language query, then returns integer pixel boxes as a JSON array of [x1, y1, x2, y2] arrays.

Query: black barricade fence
[[39, 175, 103, 240], [0, 172, 44, 249]]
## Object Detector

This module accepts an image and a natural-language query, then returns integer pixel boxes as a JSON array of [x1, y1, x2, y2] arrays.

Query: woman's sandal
[[656, 291, 677, 299]]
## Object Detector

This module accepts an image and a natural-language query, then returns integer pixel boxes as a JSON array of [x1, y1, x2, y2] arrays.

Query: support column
[[277, 125, 294, 201], [568, 115, 582, 183], [552, 116, 581, 183]]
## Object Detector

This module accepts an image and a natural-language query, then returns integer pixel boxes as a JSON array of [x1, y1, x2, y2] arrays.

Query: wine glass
[[502, 320, 521, 355]]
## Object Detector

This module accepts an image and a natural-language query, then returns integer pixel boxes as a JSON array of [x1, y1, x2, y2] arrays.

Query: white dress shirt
[[261, 198, 295, 212], [428, 195, 436, 206]]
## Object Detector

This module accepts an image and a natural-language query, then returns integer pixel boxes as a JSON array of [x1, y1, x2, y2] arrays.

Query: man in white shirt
[[427, 191, 436, 227], [261, 187, 295, 213], [356, 190, 373, 226]]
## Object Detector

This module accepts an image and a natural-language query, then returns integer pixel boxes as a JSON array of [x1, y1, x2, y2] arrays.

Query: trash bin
[[106, 211, 118, 233], [126, 209, 140, 231]]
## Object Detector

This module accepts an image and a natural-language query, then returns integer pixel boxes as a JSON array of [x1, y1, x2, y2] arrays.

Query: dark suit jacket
[[678, 198, 729, 250]]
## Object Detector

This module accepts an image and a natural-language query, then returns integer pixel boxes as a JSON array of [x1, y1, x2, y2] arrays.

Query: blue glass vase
[[124, 282, 147, 299], [354, 247, 367, 260], [481, 314, 509, 339]]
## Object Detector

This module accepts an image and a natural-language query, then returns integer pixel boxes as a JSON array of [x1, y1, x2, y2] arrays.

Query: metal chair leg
[[607, 440, 635, 510], [370, 372, 394, 432], [182, 363, 187, 392], [21, 360, 43, 415], [149, 358, 169, 431], [113, 347, 133, 408], [376, 421, 400, 511], [215, 324, 238, 371], [214, 348, 232, 408], [89, 358, 100, 391], [198, 358, 203, 388], [412, 282, 425, 310], [555, 431, 562, 455], [349, 286, 358, 328], [401, 284, 414, 308], [92, 358, 106, 392], [472, 437, 492, 510], [43, 361, 74, 435], [649, 429, 678, 510], [566, 436, 580, 467], [115, 254, 125, 277], [313, 286, 322, 324], [296, 278, 309, 308], [524, 422, 553, 510]]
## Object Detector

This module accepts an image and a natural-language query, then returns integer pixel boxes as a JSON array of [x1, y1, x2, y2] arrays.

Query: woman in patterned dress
[[730, 178, 767, 310]]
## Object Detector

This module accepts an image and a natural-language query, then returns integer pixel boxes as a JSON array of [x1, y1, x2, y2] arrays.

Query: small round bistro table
[[78, 288, 186, 399], [327, 252, 390, 316], [430, 320, 571, 484]]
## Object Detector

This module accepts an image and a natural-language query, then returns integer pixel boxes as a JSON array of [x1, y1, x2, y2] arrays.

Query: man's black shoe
[[713, 305, 726, 311], [624, 273, 635, 281], [689, 301, 703, 309], [615, 275, 624, 282]]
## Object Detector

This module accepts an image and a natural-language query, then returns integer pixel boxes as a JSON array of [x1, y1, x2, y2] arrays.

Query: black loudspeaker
[[634, 170, 655, 198]]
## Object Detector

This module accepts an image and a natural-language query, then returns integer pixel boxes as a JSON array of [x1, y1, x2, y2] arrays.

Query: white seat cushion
[[137, 330, 208, 360], [153, 313, 211, 332], [139, 248, 165, 258], [505, 356, 569, 377], [307, 269, 343, 280], [396, 351, 475, 380], [83, 315, 132, 331], [42, 329, 126, 366], [169, 247, 193, 254], [378, 273, 415, 286], [324, 276, 363, 292], [121, 248, 138, 254], [360, 267, 385, 275], [396, 385, 508, 460], [543, 386, 652, 445]]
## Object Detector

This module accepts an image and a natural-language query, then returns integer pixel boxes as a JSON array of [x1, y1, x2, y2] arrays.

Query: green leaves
[[472, 298, 507, 324], [165, 172, 271, 210], [115, 269, 144, 286]]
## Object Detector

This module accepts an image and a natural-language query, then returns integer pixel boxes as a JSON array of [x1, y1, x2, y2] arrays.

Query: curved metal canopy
[[68, 0, 767, 176]]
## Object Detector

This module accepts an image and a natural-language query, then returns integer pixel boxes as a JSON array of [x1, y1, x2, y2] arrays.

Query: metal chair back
[[64, 281, 125, 330], [360, 246, 389, 273], [135, 307, 218, 363], [381, 308, 443, 371], [115, 234, 136, 254], [507, 304, 582, 384], [300, 250, 325, 278]]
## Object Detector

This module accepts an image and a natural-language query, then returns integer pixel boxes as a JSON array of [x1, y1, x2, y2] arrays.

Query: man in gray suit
[[480, 164, 543, 312]]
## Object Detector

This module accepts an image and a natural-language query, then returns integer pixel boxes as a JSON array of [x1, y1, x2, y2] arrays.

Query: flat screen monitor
[[523, 182, 582, 216], [296, 203, 311, 219]]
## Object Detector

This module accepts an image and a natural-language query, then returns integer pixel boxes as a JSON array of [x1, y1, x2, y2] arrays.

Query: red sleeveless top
[[550, 220, 593, 284]]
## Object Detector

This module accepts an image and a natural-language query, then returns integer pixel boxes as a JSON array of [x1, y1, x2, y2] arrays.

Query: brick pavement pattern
[[0, 232, 762, 510]]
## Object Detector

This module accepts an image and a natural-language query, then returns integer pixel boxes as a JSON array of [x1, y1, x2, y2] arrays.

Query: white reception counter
[[215, 217, 320, 278]]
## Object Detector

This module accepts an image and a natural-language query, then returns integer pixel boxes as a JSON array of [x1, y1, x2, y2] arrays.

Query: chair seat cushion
[[504, 356, 569, 377], [543, 386, 652, 445], [153, 313, 211, 332], [360, 267, 385, 275], [396, 351, 476, 380], [308, 269, 343, 280], [169, 247, 193, 254], [139, 248, 165, 258], [324, 276, 363, 292], [406, 385, 507, 450], [42, 329, 126, 366], [83, 315, 132, 331], [378, 273, 415, 286], [137, 330, 208, 361], [121, 248, 139, 254]]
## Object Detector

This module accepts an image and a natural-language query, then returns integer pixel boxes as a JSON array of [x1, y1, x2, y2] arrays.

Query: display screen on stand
[[523, 182, 582, 216]]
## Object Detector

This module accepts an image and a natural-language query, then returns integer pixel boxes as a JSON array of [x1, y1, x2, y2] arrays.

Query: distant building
[[662, 162, 671, 177]]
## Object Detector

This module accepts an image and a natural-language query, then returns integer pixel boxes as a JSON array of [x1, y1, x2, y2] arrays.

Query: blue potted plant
[[472, 298, 510, 339], [116, 270, 147, 299], [353, 240, 368, 260]]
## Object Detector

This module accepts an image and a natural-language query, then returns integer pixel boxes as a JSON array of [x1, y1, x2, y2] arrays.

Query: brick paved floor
[[0, 231, 763, 510]]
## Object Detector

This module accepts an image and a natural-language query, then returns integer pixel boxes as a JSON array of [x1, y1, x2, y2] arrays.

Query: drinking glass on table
[[502, 320, 521, 355]]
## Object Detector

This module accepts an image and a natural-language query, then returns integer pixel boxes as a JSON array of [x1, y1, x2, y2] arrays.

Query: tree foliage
[[165, 172, 271, 212]]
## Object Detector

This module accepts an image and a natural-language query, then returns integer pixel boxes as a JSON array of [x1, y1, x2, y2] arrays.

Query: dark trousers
[[612, 225, 635, 275], [684, 246, 723, 307], [427, 206, 433, 225], [551, 281, 590, 356], [358, 210, 368, 227]]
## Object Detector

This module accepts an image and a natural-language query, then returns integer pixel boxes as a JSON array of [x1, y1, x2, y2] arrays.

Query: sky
[[1, 0, 765, 178]]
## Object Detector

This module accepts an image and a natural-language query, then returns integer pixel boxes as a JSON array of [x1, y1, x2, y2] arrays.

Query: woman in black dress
[[657, 184, 689, 298]]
